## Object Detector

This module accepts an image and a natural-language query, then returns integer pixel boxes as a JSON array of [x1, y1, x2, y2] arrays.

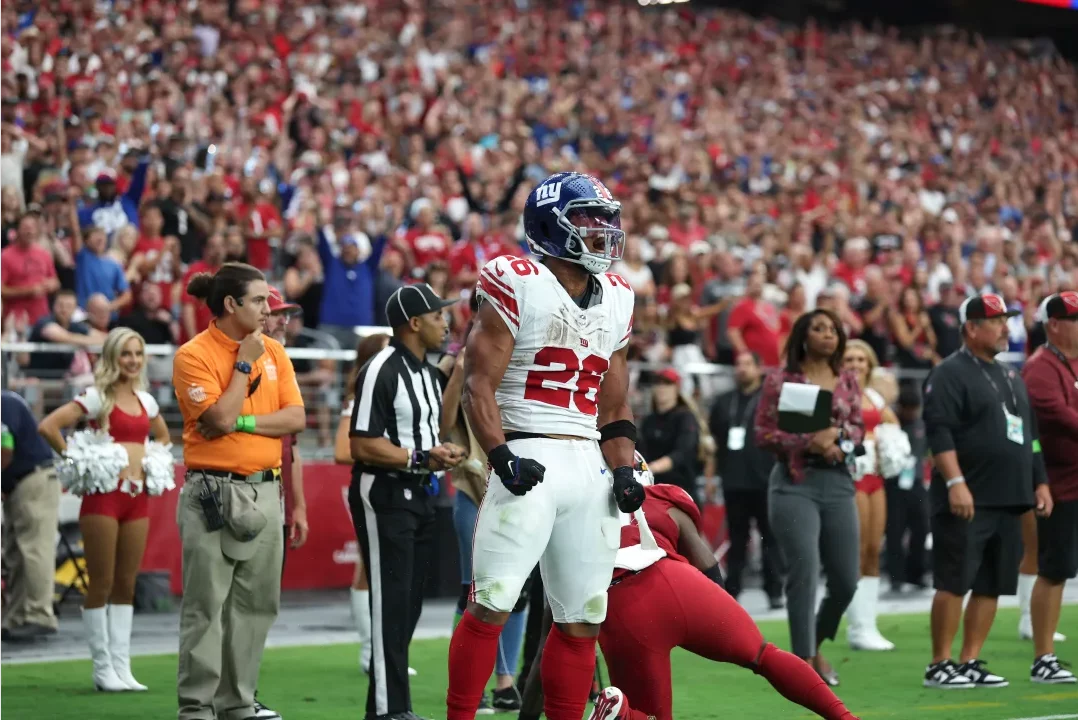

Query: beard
[[225, 250, 247, 263]]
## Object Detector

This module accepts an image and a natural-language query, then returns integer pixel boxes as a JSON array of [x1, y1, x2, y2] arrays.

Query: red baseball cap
[[267, 287, 300, 314], [655, 368, 681, 386]]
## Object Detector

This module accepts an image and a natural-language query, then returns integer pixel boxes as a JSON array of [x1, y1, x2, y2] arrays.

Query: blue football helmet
[[522, 172, 625, 274]]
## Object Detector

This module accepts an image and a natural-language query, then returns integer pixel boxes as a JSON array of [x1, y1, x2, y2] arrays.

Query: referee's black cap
[[1036, 291, 1078, 323], [386, 283, 458, 328]]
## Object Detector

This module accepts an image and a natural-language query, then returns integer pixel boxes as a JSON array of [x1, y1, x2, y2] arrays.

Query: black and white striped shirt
[[349, 339, 447, 471]]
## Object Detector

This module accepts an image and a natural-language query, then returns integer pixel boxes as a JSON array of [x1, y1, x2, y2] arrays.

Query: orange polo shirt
[[173, 321, 305, 475]]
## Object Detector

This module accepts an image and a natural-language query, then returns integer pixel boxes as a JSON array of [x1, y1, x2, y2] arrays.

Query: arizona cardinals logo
[[983, 294, 1005, 315], [1064, 292, 1078, 312]]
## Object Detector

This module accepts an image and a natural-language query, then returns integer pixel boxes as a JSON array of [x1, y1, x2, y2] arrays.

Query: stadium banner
[[140, 463, 360, 594]]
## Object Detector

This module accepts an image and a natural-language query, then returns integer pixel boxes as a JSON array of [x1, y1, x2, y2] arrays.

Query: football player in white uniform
[[446, 172, 645, 720]]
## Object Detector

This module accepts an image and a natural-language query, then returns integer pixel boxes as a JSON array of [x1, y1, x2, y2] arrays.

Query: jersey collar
[[208, 320, 241, 351]]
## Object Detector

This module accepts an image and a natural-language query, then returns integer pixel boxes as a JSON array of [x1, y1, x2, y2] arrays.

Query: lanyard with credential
[[1044, 343, 1078, 390], [962, 346, 1017, 413]]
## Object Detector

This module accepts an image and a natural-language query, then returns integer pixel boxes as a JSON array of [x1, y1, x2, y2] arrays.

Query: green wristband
[[1, 431, 14, 450], [234, 415, 255, 433], [1032, 439, 1042, 454], [246, 415, 256, 433]]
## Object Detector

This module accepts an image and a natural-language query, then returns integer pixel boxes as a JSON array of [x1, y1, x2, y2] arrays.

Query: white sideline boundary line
[[1005, 715, 1078, 720]]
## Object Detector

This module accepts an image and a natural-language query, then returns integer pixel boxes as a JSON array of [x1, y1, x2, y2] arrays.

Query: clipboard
[[776, 382, 834, 434]]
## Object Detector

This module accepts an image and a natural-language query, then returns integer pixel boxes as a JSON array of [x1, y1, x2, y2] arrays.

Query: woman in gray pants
[[754, 309, 864, 687]]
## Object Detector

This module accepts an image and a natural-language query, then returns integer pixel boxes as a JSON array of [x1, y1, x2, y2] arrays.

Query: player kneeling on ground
[[519, 456, 860, 720]]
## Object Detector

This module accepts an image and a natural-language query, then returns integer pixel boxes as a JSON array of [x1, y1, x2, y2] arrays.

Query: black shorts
[[932, 508, 1022, 597], [1038, 499, 1078, 582]]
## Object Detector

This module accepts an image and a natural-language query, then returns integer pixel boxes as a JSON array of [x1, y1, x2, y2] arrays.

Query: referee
[[349, 283, 465, 720], [921, 294, 1053, 690]]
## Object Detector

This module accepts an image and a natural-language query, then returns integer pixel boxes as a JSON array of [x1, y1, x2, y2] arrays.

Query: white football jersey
[[476, 255, 635, 440]]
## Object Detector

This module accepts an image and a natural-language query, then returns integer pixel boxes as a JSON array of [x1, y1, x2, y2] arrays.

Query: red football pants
[[599, 559, 855, 720]]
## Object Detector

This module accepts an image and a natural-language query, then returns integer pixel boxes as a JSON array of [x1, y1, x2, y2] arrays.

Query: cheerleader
[[841, 340, 898, 651], [39, 328, 171, 692]]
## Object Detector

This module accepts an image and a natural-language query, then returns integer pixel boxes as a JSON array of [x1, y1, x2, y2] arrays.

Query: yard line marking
[[1022, 691, 1078, 702], [918, 702, 1006, 711], [1003, 715, 1078, 720]]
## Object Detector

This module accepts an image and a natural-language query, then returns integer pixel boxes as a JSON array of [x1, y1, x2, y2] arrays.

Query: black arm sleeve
[[709, 395, 729, 470]]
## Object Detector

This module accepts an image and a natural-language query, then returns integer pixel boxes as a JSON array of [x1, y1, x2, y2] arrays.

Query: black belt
[[187, 468, 277, 483], [506, 431, 560, 442], [802, 456, 848, 471]]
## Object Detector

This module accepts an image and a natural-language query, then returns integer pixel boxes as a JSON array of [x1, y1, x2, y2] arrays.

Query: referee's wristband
[[945, 475, 966, 489], [234, 415, 256, 433], [1, 431, 14, 450]]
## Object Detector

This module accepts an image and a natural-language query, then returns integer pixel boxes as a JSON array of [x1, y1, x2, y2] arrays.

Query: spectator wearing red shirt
[[180, 232, 226, 342], [832, 238, 871, 301], [401, 204, 451, 274], [668, 204, 708, 249], [448, 213, 516, 292], [728, 264, 782, 368], [1, 214, 60, 325], [1020, 292, 1078, 684], [233, 178, 284, 271], [129, 205, 180, 310]]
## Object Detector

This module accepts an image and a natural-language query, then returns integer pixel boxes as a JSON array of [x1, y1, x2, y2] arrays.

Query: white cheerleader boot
[[108, 605, 147, 691], [83, 607, 128, 692], [847, 577, 893, 651]]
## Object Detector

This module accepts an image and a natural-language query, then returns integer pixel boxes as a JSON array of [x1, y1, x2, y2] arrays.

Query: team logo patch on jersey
[[403, 488, 412, 501], [265, 362, 277, 381], [580, 338, 589, 348], [188, 385, 207, 403]]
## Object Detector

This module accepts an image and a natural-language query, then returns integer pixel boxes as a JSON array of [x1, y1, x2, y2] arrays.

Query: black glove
[[488, 444, 545, 497], [611, 465, 645, 513]]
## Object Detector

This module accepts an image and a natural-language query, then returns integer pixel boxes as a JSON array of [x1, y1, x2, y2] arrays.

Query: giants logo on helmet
[[534, 181, 564, 207]]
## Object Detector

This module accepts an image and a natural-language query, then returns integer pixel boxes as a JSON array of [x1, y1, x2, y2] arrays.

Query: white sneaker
[[588, 687, 626, 720], [924, 660, 975, 689], [849, 626, 895, 651], [957, 659, 1008, 688], [252, 700, 282, 719], [1031, 654, 1077, 684]]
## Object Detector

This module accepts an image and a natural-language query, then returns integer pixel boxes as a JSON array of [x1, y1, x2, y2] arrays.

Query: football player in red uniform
[[519, 456, 860, 720]]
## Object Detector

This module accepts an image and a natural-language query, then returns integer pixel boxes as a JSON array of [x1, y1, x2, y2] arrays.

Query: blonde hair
[[92, 328, 148, 432], [843, 339, 879, 385], [679, 390, 717, 464]]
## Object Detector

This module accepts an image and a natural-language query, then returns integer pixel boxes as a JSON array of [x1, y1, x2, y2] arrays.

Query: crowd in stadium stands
[[2, 0, 1077, 406]]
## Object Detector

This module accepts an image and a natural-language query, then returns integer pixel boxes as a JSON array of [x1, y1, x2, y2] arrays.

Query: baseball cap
[[95, 169, 117, 184], [1036, 291, 1078, 323], [654, 368, 681, 385], [385, 284, 458, 328], [267, 287, 300, 314], [958, 293, 1020, 324]]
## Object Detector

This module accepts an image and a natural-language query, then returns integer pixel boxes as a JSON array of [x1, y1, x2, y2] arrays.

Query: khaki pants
[[176, 476, 283, 720], [1, 465, 61, 631]]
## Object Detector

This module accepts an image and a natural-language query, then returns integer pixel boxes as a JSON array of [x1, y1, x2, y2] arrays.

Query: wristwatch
[[839, 439, 855, 455], [234, 361, 252, 375]]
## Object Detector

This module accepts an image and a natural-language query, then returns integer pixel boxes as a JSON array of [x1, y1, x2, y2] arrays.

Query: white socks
[[351, 589, 372, 671], [847, 576, 894, 651]]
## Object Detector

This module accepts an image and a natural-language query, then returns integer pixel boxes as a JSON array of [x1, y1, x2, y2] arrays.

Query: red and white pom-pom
[[142, 440, 176, 496]]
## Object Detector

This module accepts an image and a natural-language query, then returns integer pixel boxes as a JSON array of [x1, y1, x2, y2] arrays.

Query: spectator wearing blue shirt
[[0, 390, 60, 642], [74, 226, 131, 312], [316, 215, 387, 349], [77, 158, 149, 238]]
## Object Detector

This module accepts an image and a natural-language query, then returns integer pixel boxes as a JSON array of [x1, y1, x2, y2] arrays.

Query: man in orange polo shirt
[[172, 263, 306, 720]]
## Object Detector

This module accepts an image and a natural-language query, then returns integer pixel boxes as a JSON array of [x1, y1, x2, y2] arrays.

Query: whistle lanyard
[[962, 347, 1017, 412], [1044, 344, 1078, 389]]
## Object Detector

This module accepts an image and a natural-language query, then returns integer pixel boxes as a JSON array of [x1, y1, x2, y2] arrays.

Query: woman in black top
[[638, 367, 704, 506]]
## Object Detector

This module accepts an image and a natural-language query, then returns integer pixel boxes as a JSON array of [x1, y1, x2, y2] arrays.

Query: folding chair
[[54, 521, 89, 615]]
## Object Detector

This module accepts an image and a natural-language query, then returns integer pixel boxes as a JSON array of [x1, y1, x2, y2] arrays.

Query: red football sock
[[541, 625, 598, 720], [755, 644, 858, 720], [446, 611, 503, 720], [616, 691, 654, 720]]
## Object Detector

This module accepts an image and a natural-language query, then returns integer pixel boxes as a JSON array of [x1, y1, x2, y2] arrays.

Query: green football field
[[2, 607, 1076, 720]]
